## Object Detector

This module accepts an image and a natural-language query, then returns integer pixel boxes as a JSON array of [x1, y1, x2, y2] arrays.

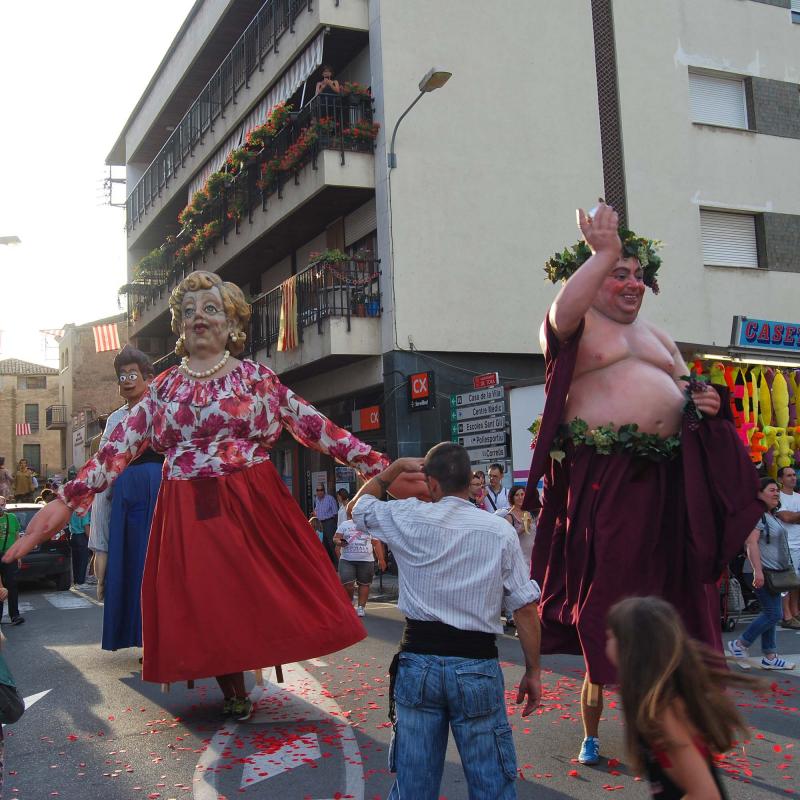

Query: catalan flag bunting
[[93, 323, 121, 353], [15, 423, 31, 436], [277, 276, 298, 352]]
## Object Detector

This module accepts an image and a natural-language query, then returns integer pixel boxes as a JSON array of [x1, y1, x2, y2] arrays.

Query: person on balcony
[[314, 64, 340, 120], [6, 270, 425, 721]]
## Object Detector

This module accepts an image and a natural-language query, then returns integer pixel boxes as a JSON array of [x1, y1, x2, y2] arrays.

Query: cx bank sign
[[408, 371, 436, 412]]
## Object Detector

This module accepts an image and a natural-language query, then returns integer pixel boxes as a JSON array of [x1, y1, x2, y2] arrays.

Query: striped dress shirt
[[314, 493, 338, 521], [353, 495, 538, 634], [89, 404, 128, 552]]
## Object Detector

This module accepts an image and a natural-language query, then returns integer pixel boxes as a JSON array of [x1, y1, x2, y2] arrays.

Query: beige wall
[[371, 0, 603, 355], [614, 0, 800, 347], [0, 373, 63, 478]]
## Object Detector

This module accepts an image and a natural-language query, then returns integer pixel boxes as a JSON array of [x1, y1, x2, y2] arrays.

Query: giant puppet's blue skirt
[[102, 460, 162, 651]]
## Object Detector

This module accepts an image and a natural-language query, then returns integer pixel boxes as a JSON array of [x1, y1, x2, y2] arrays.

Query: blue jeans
[[388, 654, 517, 800], [740, 586, 783, 654]]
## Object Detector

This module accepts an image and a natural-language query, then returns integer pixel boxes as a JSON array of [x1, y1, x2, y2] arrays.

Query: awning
[[187, 31, 324, 200]]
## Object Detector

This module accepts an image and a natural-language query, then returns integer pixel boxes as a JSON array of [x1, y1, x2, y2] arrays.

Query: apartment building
[[58, 313, 130, 468], [110, 0, 800, 503], [0, 359, 63, 479]]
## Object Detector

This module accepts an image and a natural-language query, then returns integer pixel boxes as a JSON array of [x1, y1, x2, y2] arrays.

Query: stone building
[[0, 358, 63, 480], [57, 313, 129, 469]]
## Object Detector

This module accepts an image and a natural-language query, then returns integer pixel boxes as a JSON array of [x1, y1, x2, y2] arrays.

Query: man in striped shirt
[[352, 443, 541, 800]]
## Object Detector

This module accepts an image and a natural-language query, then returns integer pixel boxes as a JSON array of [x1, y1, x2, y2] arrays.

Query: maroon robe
[[522, 316, 762, 684]]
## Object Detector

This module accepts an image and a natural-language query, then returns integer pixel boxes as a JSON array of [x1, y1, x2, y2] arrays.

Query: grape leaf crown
[[544, 228, 663, 295]]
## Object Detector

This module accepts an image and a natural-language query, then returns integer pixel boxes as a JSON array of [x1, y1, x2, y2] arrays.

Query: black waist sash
[[388, 619, 498, 723]]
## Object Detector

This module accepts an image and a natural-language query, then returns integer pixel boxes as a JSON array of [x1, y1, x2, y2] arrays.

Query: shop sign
[[352, 405, 381, 432], [732, 315, 800, 353], [408, 371, 435, 411], [473, 372, 499, 390]]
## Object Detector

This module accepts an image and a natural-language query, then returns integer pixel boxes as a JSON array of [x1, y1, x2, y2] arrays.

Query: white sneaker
[[727, 638, 750, 669], [761, 656, 796, 670], [356, 606, 365, 617]]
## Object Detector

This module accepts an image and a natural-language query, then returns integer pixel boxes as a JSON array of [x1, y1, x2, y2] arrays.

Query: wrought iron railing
[[125, 92, 376, 326], [153, 352, 181, 374], [45, 405, 67, 429], [126, 0, 310, 231], [247, 257, 381, 357]]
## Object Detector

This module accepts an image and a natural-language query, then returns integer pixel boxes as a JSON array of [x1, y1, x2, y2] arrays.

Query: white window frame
[[688, 70, 748, 130], [700, 209, 759, 269]]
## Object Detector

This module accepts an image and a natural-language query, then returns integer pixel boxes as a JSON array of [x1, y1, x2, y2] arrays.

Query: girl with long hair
[[606, 596, 756, 799]]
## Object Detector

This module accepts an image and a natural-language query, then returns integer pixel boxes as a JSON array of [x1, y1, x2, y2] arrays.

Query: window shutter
[[700, 210, 758, 268], [792, 0, 800, 12], [344, 200, 377, 247], [688, 72, 747, 128]]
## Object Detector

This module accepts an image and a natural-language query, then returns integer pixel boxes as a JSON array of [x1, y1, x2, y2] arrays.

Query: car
[[5, 503, 72, 591]]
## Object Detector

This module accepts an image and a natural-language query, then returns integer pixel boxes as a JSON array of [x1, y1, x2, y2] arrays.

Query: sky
[[0, 0, 195, 366]]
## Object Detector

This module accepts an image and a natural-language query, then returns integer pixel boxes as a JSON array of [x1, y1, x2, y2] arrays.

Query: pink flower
[[174, 451, 196, 474], [296, 413, 323, 443], [196, 413, 226, 439], [173, 404, 195, 428], [219, 396, 251, 418]]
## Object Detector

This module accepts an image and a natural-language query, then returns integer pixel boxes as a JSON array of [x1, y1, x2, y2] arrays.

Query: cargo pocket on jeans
[[455, 662, 502, 718], [494, 724, 517, 781], [393, 653, 430, 708]]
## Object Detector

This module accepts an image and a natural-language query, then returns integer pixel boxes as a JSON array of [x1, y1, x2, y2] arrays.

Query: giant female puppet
[[5, 271, 422, 719], [522, 204, 762, 765]]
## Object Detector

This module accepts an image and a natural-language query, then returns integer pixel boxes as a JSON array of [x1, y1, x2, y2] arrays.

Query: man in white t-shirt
[[334, 519, 386, 618], [775, 466, 800, 628], [482, 463, 509, 512]]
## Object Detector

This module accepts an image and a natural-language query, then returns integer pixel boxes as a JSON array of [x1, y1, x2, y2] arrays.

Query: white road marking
[[23, 689, 51, 709], [240, 732, 321, 787], [193, 664, 364, 800], [43, 593, 92, 610]]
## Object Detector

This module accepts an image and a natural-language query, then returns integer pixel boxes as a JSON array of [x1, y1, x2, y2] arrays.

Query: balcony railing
[[124, 92, 376, 326], [46, 405, 67, 430], [246, 257, 381, 358], [153, 352, 181, 374], [126, 0, 310, 232]]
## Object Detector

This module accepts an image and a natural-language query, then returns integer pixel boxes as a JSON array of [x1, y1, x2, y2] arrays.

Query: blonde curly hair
[[169, 271, 251, 357]]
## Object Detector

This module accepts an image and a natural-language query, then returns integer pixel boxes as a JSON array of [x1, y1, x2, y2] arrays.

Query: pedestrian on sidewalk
[[775, 466, 800, 629], [352, 443, 542, 800], [0, 498, 24, 625], [607, 596, 755, 799], [482, 463, 509, 512], [336, 488, 350, 526], [333, 517, 386, 617], [728, 477, 797, 671], [314, 483, 339, 566], [69, 508, 91, 587]]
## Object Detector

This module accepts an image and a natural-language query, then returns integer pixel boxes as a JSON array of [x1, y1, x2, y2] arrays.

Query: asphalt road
[[2, 582, 799, 799]]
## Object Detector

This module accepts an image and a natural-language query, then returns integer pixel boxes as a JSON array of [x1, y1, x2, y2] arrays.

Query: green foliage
[[544, 229, 663, 294]]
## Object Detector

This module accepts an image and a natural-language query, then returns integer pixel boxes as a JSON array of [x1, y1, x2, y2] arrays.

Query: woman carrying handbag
[[728, 477, 800, 670]]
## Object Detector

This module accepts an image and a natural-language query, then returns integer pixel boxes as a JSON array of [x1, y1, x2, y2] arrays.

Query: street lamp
[[387, 67, 452, 169], [0, 236, 21, 245]]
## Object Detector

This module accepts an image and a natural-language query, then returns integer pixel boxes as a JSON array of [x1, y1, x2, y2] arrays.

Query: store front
[[683, 315, 800, 477]]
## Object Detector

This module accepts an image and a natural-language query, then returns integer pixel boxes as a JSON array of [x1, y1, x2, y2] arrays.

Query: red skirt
[[141, 460, 365, 683]]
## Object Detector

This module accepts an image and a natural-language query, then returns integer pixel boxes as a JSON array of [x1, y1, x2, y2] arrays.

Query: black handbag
[[761, 514, 800, 596], [0, 681, 24, 724]]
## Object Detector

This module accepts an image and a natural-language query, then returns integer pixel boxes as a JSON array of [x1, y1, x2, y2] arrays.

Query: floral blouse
[[60, 360, 390, 514]]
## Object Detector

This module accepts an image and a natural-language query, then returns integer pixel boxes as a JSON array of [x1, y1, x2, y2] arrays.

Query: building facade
[[58, 313, 130, 469], [110, 0, 800, 503], [0, 359, 63, 480]]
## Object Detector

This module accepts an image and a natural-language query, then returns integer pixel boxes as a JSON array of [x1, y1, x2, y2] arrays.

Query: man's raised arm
[[548, 203, 622, 341]]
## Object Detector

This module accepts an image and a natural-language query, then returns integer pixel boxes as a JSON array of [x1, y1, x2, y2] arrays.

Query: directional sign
[[469, 447, 508, 463], [473, 371, 499, 390], [451, 386, 504, 407], [458, 430, 506, 448], [450, 400, 506, 422], [451, 416, 506, 437]]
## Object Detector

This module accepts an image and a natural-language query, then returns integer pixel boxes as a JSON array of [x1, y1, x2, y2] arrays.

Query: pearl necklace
[[180, 350, 231, 379]]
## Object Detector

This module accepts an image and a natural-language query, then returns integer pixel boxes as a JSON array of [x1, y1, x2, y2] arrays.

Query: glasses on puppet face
[[118, 371, 142, 384]]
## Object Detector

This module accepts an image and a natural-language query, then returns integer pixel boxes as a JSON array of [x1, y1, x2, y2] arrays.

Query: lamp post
[[387, 67, 452, 169]]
